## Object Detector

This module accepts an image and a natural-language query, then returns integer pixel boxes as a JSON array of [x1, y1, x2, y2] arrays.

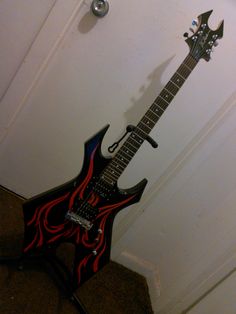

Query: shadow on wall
[[124, 56, 175, 127], [77, 8, 175, 149], [78, 11, 98, 34], [100, 56, 176, 151]]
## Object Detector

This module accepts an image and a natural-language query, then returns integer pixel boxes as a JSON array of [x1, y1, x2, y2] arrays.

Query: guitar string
[[73, 56, 196, 221], [73, 53, 199, 222], [101, 54, 197, 184], [100, 22, 217, 186]]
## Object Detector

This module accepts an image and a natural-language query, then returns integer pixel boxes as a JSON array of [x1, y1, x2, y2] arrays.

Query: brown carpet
[[0, 187, 153, 314]]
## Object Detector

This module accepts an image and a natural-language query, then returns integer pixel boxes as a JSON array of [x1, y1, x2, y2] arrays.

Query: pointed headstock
[[185, 10, 224, 62]]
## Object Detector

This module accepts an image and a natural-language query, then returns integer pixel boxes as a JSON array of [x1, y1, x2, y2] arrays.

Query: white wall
[[113, 96, 236, 313], [187, 270, 236, 314], [0, 1, 236, 313], [0, 0, 56, 100]]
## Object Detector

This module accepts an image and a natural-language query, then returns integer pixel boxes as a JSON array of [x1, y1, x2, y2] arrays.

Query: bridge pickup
[[65, 212, 93, 230]]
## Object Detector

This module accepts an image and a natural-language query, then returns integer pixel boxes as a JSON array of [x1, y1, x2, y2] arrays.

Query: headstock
[[185, 10, 224, 62]]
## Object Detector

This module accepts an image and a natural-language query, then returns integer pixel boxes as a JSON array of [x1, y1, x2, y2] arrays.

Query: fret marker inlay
[[101, 54, 198, 185]]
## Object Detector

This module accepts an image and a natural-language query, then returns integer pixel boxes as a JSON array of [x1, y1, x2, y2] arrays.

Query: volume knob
[[92, 250, 97, 256]]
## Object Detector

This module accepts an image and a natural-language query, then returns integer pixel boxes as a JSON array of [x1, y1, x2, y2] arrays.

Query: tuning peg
[[206, 48, 213, 55], [192, 19, 198, 27], [183, 32, 189, 38], [213, 41, 219, 47]]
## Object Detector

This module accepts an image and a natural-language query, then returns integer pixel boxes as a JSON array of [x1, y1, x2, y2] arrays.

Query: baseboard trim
[[165, 249, 236, 314], [114, 250, 161, 311], [0, 184, 26, 201]]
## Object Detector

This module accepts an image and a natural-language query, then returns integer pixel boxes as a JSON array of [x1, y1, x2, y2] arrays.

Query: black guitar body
[[22, 125, 147, 287], [22, 9, 224, 291]]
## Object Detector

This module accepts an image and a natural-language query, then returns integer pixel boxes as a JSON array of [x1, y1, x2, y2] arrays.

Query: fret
[[106, 163, 124, 176], [164, 87, 174, 97], [107, 161, 124, 174], [115, 155, 127, 167], [169, 79, 179, 89], [140, 120, 152, 130], [116, 151, 130, 163], [135, 126, 149, 139], [142, 115, 155, 127], [120, 145, 135, 158], [110, 161, 124, 173], [116, 156, 129, 167], [146, 102, 163, 119], [101, 174, 115, 185], [155, 96, 169, 110], [124, 141, 138, 153], [127, 138, 141, 149], [171, 73, 185, 88], [182, 63, 192, 76], [176, 70, 186, 80], [159, 94, 169, 105], [152, 102, 164, 114], [101, 53, 198, 185], [165, 81, 179, 95], [145, 111, 159, 123], [130, 133, 144, 145], [105, 169, 120, 180], [138, 121, 152, 134], [104, 174, 117, 185], [116, 150, 132, 162], [160, 88, 174, 102], [178, 63, 192, 79], [124, 137, 142, 153], [182, 62, 192, 71], [104, 161, 125, 175], [184, 56, 197, 69]]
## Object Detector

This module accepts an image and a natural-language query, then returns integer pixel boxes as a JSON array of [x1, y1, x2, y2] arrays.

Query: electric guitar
[[22, 11, 224, 288]]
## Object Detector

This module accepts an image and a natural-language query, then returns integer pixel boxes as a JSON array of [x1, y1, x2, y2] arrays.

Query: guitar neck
[[101, 53, 198, 185]]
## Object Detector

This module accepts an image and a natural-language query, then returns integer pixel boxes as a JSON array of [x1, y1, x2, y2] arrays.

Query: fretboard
[[101, 54, 198, 186]]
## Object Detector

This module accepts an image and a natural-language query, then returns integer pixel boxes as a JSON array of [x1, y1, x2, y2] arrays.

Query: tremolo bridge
[[65, 211, 93, 230], [65, 200, 97, 230]]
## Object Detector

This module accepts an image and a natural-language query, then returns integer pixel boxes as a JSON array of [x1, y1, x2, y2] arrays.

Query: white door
[[0, 0, 234, 198], [1, 2, 236, 313]]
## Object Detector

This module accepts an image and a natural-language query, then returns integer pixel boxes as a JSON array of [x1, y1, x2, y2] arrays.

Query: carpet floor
[[0, 187, 153, 314]]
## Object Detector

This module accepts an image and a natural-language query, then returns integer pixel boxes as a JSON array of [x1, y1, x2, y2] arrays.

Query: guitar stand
[[0, 252, 89, 314]]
